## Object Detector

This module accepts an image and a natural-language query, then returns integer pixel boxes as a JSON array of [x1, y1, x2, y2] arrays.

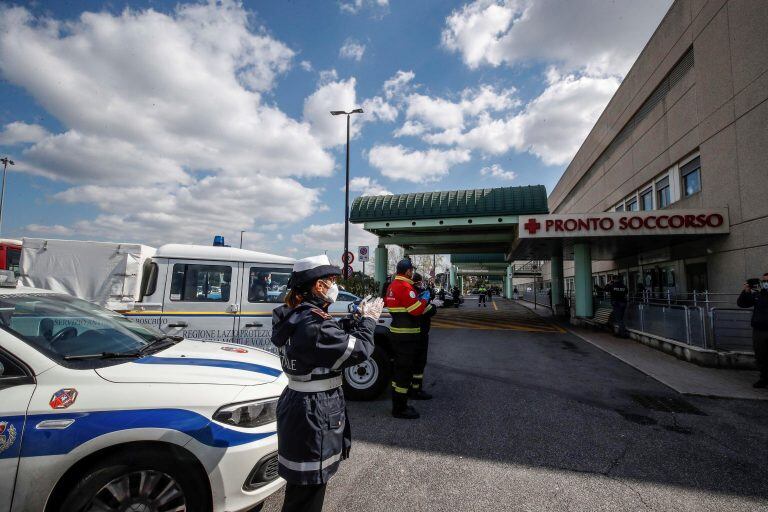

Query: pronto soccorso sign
[[519, 209, 729, 238]]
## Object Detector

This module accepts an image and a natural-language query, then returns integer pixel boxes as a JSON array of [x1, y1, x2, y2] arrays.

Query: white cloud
[[304, 76, 397, 147], [0, 2, 336, 242], [339, 39, 366, 61], [393, 120, 426, 138], [339, 0, 389, 15], [406, 94, 465, 131], [347, 176, 392, 196], [428, 73, 619, 165], [51, 175, 320, 246], [442, 0, 672, 76], [24, 224, 73, 236], [480, 164, 517, 181], [368, 145, 470, 183], [0, 122, 49, 145], [299, 60, 313, 72], [304, 77, 359, 147], [383, 70, 415, 99], [292, 222, 378, 265]]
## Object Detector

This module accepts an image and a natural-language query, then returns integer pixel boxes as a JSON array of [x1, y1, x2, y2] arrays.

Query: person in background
[[605, 275, 628, 337], [271, 255, 384, 511], [737, 273, 768, 388], [452, 285, 461, 308], [513, 286, 519, 300], [384, 259, 434, 419], [412, 273, 438, 400], [478, 284, 487, 307]]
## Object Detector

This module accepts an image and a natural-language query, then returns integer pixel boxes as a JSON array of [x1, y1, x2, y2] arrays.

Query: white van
[[123, 244, 294, 352], [22, 240, 393, 400]]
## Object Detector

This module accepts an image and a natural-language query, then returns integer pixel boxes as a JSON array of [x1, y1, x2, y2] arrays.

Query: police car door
[[234, 264, 292, 354], [160, 260, 240, 343], [0, 349, 34, 512]]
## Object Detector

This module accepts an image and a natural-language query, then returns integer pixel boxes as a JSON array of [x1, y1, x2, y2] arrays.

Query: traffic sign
[[358, 246, 369, 262], [344, 265, 354, 277], [342, 251, 355, 265]]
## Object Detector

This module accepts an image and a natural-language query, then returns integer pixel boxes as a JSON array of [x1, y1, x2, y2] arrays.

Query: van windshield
[[0, 292, 169, 363]]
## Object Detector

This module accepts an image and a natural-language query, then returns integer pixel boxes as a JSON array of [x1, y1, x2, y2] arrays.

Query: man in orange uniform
[[385, 258, 433, 419]]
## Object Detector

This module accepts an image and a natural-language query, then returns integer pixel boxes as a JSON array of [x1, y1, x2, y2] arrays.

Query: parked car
[[0, 280, 286, 512]]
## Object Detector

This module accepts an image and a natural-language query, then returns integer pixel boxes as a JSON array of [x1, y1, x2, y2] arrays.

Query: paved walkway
[[516, 298, 767, 400], [432, 295, 564, 333], [263, 299, 768, 511]]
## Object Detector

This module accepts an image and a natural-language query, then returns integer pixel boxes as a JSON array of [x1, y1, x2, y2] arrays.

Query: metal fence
[[516, 285, 755, 353]]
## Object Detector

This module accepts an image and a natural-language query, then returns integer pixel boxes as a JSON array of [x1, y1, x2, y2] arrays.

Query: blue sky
[[0, 0, 671, 266]]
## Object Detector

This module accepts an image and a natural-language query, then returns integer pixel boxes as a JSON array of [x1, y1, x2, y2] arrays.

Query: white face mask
[[762, 281, 768, 291], [319, 281, 339, 303]]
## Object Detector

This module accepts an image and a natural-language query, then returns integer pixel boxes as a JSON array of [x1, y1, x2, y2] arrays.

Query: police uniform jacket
[[606, 282, 628, 304], [271, 297, 375, 485], [385, 275, 432, 337]]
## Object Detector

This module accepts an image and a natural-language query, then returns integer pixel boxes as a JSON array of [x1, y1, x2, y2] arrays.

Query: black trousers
[[412, 333, 429, 390], [281, 483, 327, 512], [754, 330, 768, 379], [612, 301, 627, 335], [478, 294, 486, 305], [390, 334, 417, 408]]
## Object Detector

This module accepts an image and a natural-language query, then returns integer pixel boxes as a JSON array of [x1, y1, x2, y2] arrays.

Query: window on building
[[248, 266, 292, 303], [640, 188, 653, 210], [170, 264, 232, 302], [656, 176, 671, 208], [626, 197, 638, 211], [615, 204, 625, 212], [681, 156, 701, 197]]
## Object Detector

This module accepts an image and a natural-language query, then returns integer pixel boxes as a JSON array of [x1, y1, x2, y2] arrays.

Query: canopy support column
[[506, 264, 514, 299], [375, 243, 388, 291], [550, 254, 564, 313], [449, 265, 457, 287], [574, 243, 593, 318]]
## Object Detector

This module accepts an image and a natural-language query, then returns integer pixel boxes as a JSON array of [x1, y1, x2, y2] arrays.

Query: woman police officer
[[271, 255, 384, 512]]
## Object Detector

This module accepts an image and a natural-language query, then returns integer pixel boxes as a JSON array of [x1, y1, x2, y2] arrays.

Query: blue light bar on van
[[213, 235, 225, 247]]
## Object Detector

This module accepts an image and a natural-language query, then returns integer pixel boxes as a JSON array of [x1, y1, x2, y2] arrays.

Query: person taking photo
[[737, 272, 768, 388]]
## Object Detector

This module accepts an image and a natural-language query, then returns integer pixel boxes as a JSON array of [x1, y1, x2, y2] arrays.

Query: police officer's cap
[[288, 255, 341, 289], [396, 258, 415, 274]]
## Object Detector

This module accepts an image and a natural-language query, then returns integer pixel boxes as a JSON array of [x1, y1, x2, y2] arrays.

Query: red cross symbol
[[523, 218, 542, 234]]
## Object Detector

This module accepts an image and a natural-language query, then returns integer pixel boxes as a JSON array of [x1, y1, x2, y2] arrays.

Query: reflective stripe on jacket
[[385, 275, 432, 334]]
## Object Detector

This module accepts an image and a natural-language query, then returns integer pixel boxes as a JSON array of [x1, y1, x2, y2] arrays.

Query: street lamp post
[[239, 230, 245, 249], [330, 108, 363, 279], [0, 157, 15, 234]]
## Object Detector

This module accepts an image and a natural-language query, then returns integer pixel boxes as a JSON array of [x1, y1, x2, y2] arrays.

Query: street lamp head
[[350, 108, 364, 114], [330, 110, 346, 116]]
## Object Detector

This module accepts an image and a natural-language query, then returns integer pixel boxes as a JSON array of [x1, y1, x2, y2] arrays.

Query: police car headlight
[[213, 398, 278, 428]]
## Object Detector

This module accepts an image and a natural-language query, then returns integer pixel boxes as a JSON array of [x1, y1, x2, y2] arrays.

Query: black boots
[[392, 395, 420, 419], [409, 389, 433, 400]]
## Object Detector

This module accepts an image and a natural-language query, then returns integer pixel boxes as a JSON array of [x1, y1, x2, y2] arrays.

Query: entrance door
[[686, 262, 708, 292], [235, 264, 292, 353], [0, 349, 35, 512], [160, 260, 240, 342]]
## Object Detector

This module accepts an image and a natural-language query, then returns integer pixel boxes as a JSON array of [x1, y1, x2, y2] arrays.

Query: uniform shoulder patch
[[409, 290, 416, 299], [310, 308, 333, 320]]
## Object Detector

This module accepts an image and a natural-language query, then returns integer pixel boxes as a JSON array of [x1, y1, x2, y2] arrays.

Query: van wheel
[[57, 448, 208, 512], [343, 345, 390, 401]]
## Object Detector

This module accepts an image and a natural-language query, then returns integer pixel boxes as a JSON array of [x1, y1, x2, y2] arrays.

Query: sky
[[0, 0, 672, 268]]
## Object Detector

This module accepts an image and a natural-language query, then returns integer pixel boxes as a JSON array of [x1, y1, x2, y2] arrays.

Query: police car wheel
[[342, 345, 390, 401], [59, 449, 207, 512]]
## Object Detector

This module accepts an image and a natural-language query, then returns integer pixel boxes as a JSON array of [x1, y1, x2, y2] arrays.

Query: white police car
[[0, 282, 286, 512]]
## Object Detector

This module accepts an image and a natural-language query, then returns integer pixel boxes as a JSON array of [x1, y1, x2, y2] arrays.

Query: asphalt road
[[262, 298, 768, 511]]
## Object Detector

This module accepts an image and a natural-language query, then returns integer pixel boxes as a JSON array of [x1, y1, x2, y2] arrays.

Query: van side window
[[139, 261, 158, 300], [248, 267, 291, 303], [170, 264, 232, 302]]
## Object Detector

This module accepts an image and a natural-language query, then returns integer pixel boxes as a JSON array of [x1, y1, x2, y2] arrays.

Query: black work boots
[[392, 404, 420, 419], [409, 389, 433, 400], [392, 395, 420, 419]]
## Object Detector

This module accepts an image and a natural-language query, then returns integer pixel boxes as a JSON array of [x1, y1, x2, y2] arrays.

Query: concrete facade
[[543, 0, 768, 296]]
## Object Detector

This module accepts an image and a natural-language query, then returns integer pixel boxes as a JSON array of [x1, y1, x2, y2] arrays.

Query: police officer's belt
[[287, 375, 343, 392]]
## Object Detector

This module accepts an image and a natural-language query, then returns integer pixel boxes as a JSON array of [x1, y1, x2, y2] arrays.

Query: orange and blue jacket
[[385, 275, 432, 334]]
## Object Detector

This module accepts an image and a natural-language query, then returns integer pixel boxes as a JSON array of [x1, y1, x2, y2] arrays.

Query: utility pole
[[330, 108, 363, 279], [239, 230, 245, 249], [0, 157, 15, 234]]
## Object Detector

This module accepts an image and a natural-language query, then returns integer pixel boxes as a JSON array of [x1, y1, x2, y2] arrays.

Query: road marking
[[492, 301, 498, 311]]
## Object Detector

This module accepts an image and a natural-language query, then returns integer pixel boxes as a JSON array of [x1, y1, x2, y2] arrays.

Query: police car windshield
[[0, 292, 166, 363]]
